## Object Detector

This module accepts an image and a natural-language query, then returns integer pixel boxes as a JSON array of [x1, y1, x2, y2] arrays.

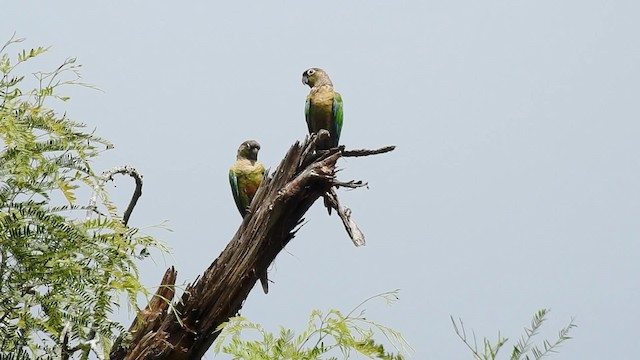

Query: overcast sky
[[4, 1, 640, 358]]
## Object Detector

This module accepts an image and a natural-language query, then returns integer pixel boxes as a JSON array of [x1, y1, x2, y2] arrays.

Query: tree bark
[[110, 133, 394, 359]]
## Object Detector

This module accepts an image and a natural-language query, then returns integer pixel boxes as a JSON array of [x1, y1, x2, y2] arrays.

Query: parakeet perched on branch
[[229, 140, 265, 217], [229, 140, 269, 293], [302, 68, 343, 149]]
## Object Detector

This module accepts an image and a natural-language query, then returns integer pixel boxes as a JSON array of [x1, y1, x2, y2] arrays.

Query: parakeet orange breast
[[243, 182, 259, 198]]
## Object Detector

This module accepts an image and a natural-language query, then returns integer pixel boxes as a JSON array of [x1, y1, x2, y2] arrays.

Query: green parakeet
[[229, 140, 269, 293], [229, 140, 265, 217], [302, 68, 343, 149]]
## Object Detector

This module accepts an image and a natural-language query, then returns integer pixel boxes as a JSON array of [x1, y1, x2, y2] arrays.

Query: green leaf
[[0, 54, 10, 73]]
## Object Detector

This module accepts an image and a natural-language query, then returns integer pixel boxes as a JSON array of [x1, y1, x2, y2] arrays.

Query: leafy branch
[[0, 36, 165, 359], [451, 309, 576, 360], [214, 290, 412, 359]]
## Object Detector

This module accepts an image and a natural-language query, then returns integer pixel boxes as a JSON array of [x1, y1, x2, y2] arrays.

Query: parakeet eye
[[306, 68, 316, 76]]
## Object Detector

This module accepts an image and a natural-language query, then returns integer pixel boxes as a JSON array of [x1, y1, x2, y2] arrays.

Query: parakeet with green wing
[[302, 68, 343, 149], [229, 140, 269, 293], [229, 140, 265, 217]]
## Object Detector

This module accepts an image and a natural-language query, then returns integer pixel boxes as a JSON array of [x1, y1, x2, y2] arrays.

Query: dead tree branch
[[110, 134, 394, 359], [77, 166, 145, 359], [343, 145, 396, 157], [86, 165, 144, 226]]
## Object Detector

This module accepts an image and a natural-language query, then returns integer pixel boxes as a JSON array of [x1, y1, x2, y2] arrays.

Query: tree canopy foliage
[[0, 35, 161, 359], [215, 291, 411, 360]]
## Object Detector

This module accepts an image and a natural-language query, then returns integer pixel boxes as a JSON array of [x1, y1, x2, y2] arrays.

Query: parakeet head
[[302, 68, 333, 88], [237, 140, 261, 161]]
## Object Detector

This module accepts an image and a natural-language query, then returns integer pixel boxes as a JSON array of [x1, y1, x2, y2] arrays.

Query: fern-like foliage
[[214, 290, 412, 360], [0, 35, 163, 359], [451, 309, 576, 360]]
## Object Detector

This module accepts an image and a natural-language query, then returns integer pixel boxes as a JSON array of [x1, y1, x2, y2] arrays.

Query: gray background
[[4, 1, 639, 358]]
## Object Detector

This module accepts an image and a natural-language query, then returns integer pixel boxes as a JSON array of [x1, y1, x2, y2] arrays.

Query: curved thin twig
[[86, 165, 143, 226]]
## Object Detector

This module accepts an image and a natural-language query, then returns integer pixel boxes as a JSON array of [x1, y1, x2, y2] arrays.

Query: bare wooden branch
[[343, 145, 396, 157], [86, 165, 144, 226], [109, 267, 177, 359], [100, 165, 143, 226], [110, 136, 394, 359], [333, 179, 368, 189], [323, 188, 365, 247], [79, 166, 145, 359]]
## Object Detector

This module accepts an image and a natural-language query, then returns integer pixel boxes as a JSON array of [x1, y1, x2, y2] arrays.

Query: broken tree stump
[[110, 133, 395, 359]]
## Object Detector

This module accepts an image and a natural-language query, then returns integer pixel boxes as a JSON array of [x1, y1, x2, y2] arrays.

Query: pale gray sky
[[4, 1, 640, 358]]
